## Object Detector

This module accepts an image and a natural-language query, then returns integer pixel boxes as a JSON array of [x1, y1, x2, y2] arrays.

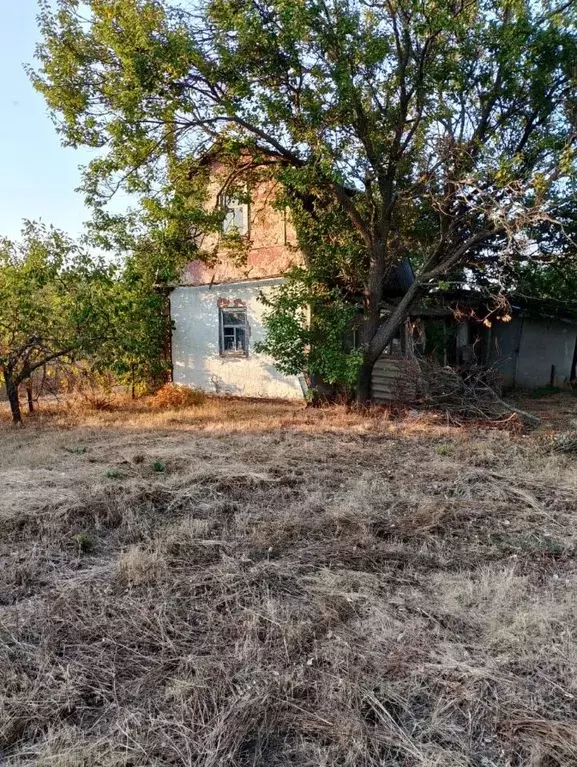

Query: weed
[[152, 460, 166, 473], [64, 446, 87, 455], [497, 533, 566, 557], [74, 532, 95, 554], [106, 467, 123, 479]]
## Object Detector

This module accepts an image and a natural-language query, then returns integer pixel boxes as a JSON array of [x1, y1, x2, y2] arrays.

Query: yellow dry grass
[[2, 396, 577, 766]]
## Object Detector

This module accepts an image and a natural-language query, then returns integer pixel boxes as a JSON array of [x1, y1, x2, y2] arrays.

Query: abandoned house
[[169, 151, 416, 400], [169, 153, 577, 401], [169, 153, 307, 399]]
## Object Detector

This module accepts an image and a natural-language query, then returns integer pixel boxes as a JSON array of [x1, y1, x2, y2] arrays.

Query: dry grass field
[[2, 395, 577, 766]]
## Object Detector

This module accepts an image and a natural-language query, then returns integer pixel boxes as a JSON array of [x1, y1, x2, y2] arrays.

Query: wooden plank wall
[[371, 356, 422, 404]]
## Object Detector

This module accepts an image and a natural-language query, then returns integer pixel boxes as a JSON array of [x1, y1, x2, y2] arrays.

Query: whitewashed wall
[[170, 278, 305, 400]]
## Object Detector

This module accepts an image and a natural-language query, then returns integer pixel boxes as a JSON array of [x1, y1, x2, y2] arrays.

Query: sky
[[0, 1, 122, 241]]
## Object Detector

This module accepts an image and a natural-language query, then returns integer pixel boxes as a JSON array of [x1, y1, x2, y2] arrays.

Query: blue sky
[[0, 1, 121, 241]]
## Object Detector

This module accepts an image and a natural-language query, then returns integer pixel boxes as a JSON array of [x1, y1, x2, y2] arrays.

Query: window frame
[[219, 306, 249, 357], [217, 191, 250, 236]]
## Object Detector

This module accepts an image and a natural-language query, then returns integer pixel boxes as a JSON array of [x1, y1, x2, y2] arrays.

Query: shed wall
[[487, 317, 577, 388], [486, 316, 523, 386], [516, 319, 576, 387], [372, 357, 422, 403]]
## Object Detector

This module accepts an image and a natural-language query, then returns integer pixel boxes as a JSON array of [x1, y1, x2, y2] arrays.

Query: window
[[219, 307, 249, 355], [217, 192, 249, 235]]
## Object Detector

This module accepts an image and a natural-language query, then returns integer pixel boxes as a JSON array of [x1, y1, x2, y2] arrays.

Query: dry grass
[[2, 396, 577, 766], [149, 383, 207, 409]]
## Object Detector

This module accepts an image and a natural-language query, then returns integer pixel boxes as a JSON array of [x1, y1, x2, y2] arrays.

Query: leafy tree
[[85, 210, 191, 393], [32, 0, 577, 401], [257, 269, 363, 395], [0, 221, 182, 423], [257, 176, 366, 395], [0, 223, 118, 424], [500, 196, 577, 302]]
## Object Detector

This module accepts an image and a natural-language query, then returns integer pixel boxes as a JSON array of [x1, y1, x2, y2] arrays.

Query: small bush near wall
[[150, 383, 206, 409]]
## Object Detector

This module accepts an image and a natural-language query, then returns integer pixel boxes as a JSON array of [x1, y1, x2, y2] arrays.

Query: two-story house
[[169, 154, 308, 399]]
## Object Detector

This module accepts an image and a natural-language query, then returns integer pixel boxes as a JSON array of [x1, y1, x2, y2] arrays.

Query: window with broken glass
[[217, 192, 249, 235], [219, 308, 249, 355]]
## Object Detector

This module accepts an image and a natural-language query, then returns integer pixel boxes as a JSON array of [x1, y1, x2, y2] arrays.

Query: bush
[[150, 383, 206, 409]]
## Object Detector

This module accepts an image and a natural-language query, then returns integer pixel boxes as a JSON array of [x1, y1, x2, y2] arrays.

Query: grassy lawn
[[1, 397, 577, 766]]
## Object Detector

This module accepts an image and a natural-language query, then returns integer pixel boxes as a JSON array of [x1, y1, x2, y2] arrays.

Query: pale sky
[[0, 1, 125, 241]]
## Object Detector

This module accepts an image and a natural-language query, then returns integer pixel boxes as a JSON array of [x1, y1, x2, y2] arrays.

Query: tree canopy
[[0, 222, 174, 423], [0, 223, 117, 422], [32, 0, 577, 399]]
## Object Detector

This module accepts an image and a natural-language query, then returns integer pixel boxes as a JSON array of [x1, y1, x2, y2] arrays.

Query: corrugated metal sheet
[[372, 356, 422, 403]]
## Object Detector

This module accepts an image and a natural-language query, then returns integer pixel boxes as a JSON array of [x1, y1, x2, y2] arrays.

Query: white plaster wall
[[170, 278, 304, 399]]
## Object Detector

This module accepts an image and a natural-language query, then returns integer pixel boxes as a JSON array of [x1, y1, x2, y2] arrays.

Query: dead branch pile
[[417, 360, 539, 428]]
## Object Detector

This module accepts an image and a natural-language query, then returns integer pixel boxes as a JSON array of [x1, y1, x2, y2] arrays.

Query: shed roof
[[426, 290, 577, 325]]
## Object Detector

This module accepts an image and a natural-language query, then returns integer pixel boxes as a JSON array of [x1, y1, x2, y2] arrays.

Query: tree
[[84, 208, 197, 394], [0, 222, 121, 424], [256, 178, 366, 397], [32, 0, 577, 400]]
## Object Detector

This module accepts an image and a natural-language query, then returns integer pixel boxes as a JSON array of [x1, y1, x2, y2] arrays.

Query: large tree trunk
[[355, 278, 423, 404], [355, 360, 373, 403], [4, 369, 22, 425]]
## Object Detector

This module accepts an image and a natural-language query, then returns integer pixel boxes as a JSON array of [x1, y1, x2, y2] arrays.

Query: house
[[170, 155, 307, 399], [169, 151, 414, 401]]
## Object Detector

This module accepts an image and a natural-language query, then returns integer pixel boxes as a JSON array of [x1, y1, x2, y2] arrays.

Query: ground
[[2, 395, 577, 766]]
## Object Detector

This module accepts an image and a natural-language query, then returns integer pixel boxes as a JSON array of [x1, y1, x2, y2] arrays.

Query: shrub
[[150, 383, 206, 409]]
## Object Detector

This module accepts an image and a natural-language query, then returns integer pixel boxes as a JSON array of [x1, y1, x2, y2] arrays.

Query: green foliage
[[152, 460, 166, 473], [256, 170, 367, 390], [0, 221, 175, 422], [74, 532, 95, 554], [95, 245, 173, 389], [0, 222, 114, 358], [0, 222, 121, 423], [257, 268, 363, 390]]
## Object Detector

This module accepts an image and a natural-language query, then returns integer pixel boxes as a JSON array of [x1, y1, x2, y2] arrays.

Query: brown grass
[[2, 396, 577, 765], [149, 383, 207, 409]]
